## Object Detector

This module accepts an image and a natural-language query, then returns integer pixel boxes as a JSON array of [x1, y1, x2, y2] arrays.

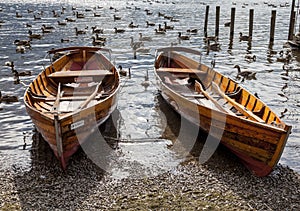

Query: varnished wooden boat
[[154, 47, 291, 177], [24, 46, 120, 169]]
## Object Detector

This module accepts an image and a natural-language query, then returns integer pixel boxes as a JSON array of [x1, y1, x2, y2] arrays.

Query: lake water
[[0, 0, 299, 176]]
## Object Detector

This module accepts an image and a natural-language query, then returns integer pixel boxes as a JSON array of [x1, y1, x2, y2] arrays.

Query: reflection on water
[[0, 0, 299, 174]]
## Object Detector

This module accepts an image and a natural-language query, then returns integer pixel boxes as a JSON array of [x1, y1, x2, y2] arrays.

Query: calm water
[[0, 0, 299, 176]]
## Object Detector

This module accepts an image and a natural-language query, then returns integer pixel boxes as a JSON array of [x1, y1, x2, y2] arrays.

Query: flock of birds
[[0, 0, 296, 104]]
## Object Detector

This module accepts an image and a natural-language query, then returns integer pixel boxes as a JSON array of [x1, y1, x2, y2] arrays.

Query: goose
[[76, 12, 85, 18], [135, 47, 150, 54], [74, 27, 86, 35], [5, 61, 14, 69], [0, 91, 18, 103], [158, 12, 165, 17], [155, 29, 166, 35], [25, 23, 32, 28], [57, 21, 67, 26], [27, 9, 33, 13], [158, 24, 166, 32], [41, 27, 51, 34], [239, 32, 251, 41], [130, 37, 144, 49], [94, 34, 106, 42], [186, 28, 198, 34], [164, 15, 173, 20], [12, 69, 31, 76], [14, 39, 31, 46], [207, 39, 220, 51], [16, 12, 22, 18], [234, 65, 256, 79], [33, 15, 41, 20], [94, 13, 101, 17], [224, 22, 231, 27], [141, 69, 150, 89], [42, 24, 55, 30], [65, 17, 76, 22], [164, 21, 174, 30], [61, 38, 70, 43], [244, 54, 256, 62], [114, 27, 125, 33], [118, 65, 127, 76], [16, 45, 26, 53], [113, 14, 121, 21], [128, 21, 139, 28], [139, 33, 152, 41], [91, 26, 103, 34], [52, 10, 60, 17], [204, 36, 218, 42], [170, 17, 179, 22], [28, 30, 42, 39], [277, 50, 292, 63], [178, 32, 190, 40], [92, 37, 105, 46], [146, 21, 155, 27]]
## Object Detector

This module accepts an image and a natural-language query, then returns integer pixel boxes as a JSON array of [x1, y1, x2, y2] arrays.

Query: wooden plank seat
[[48, 70, 113, 78], [157, 67, 206, 75]]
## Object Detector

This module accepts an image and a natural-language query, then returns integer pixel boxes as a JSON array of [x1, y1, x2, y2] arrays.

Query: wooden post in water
[[288, 0, 296, 40], [204, 5, 209, 38], [229, 8, 235, 45], [249, 9, 254, 38], [215, 6, 220, 39], [269, 10, 276, 46]]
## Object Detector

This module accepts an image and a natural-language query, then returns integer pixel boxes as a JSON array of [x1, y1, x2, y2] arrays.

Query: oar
[[51, 82, 63, 113], [76, 81, 102, 111], [211, 82, 264, 122], [195, 81, 228, 113]]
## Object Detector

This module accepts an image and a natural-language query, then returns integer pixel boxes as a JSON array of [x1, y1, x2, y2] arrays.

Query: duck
[[114, 27, 125, 33], [91, 26, 103, 34], [141, 69, 150, 89], [139, 33, 152, 41], [244, 54, 256, 62], [146, 21, 155, 27], [0, 91, 18, 103], [128, 21, 139, 28], [178, 32, 190, 40], [130, 37, 143, 50], [239, 32, 251, 41], [92, 37, 105, 46], [118, 65, 127, 76], [14, 39, 31, 46], [113, 14, 121, 21], [74, 27, 86, 35], [57, 21, 67, 26], [234, 65, 256, 79], [28, 30, 42, 39]]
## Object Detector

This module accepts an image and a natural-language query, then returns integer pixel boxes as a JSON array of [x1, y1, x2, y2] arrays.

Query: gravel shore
[[1, 139, 299, 211]]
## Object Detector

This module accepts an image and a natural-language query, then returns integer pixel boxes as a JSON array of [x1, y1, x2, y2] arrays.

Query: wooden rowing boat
[[154, 47, 291, 177], [24, 46, 120, 169]]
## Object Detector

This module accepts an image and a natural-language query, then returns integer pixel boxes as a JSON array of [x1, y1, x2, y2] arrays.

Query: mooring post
[[269, 10, 276, 46], [204, 5, 209, 38], [215, 6, 220, 39], [249, 9, 254, 38], [229, 7, 235, 43], [288, 0, 296, 40]]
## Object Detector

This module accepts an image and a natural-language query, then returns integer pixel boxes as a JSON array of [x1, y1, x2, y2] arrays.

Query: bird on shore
[[234, 65, 256, 80], [239, 32, 251, 41]]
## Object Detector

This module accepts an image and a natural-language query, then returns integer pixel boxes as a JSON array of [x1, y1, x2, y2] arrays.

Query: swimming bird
[[164, 22, 174, 30], [146, 21, 155, 27], [186, 28, 198, 34], [94, 34, 106, 42], [41, 27, 52, 34], [128, 22, 139, 28], [76, 12, 85, 18], [57, 21, 67, 26], [92, 37, 105, 46], [16, 12, 22, 18], [28, 30, 42, 39], [33, 15, 41, 20], [239, 32, 251, 41], [139, 33, 152, 41], [61, 38, 70, 43], [207, 39, 220, 51], [178, 32, 190, 40], [94, 13, 101, 17], [16, 45, 26, 53], [118, 65, 127, 76], [74, 27, 86, 35], [234, 65, 256, 79], [114, 27, 125, 33], [42, 24, 55, 30], [14, 39, 31, 46], [113, 14, 121, 21], [130, 37, 143, 49], [224, 22, 231, 27], [12, 69, 31, 76], [155, 29, 166, 35], [91, 26, 103, 34], [244, 54, 256, 62], [65, 17, 76, 22], [0, 91, 18, 103], [277, 50, 292, 63]]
